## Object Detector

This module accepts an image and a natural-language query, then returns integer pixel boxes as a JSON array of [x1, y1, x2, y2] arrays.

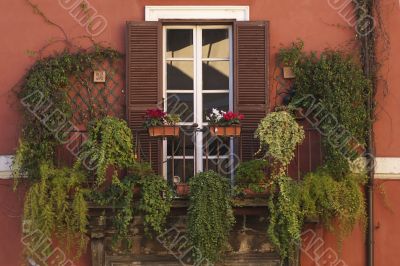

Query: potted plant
[[173, 175, 190, 197], [235, 160, 269, 197], [206, 108, 244, 137], [143, 108, 181, 137]]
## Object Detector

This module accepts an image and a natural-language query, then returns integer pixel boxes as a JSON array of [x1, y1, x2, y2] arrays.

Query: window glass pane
[[203, 135, 230, 156], [166, 29, 193, 58], [202, 61, 229, 90], [167, 93, 194, 122], [203, 93, 229, 120], [167, 159, 194, 183], [167, 61, 193, 90], [202, 29, 229, 58], [203, 159, 232, 177], [167, 127, 195, 156]]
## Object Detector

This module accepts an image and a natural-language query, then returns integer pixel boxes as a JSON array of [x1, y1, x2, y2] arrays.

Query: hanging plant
[[267, 175, 303, 262], [255, 110, 305, 175], [90, 163, 172, 247], [23, 163, 88, 256], [76, 116, 135, 185], [187, 171, 235, 263], [137, 173, 173, 236]]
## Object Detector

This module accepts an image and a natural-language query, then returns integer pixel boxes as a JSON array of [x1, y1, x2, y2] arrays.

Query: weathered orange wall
[[375, 0, 400, 156], [2, 0, 398, 265]]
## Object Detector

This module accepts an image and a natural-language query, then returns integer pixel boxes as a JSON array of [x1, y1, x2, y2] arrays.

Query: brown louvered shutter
[[234, 21, 269, 161], [126, 21, 162, 173]]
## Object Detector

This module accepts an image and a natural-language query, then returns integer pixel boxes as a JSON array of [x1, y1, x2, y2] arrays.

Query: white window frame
[[162, 25, 234, 180], [145, 6, 249, 21]]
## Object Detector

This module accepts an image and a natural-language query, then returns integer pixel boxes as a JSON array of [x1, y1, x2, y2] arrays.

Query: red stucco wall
[[0, 1, 398, 265]]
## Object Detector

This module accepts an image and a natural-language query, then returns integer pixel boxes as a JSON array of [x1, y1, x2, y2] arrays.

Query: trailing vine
[[279, 40, 372, 178], [264, 41, 372, 263], [188, 171, 235, 263], [13, 47, 122, 182], [23, 163, 88, 256], [137, 173, 173, 237], [255, 110, 305, 175], [76, 116, 135, 186]]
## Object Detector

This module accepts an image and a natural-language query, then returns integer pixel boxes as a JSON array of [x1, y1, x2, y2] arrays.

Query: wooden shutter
[[234, 21, 269, 161], [126, 21, 162, 173]]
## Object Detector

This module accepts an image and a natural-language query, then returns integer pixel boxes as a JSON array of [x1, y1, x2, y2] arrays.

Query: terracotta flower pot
[[209, 125, 241, 137], [148, 126, 180, 137], [175, 183, 190, 197]]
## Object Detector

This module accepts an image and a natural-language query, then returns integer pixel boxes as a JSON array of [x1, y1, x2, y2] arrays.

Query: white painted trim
[[0, 155, 13, 179], [162, 25, 233, 178], [145, 6, 250, 22], [374, 157, 400, 179]]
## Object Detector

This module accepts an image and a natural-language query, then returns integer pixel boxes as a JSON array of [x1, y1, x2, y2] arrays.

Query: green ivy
[[235, 159, 269, 193], [90, 163, 172, 247], [76, 116, 135, 185], [267, 169, 367, 263], [14, 47, 122, 181], [138, 173, 173, 237], [23, 163, 88, 257], [255, 110, 305, 175], [188, 171, 235, 263], [279, 40, 372, 177], [267, 175, 303, 262]]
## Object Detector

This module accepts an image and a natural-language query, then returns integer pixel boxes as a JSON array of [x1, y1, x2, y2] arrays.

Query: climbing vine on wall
[[13, 47, 122, 182]]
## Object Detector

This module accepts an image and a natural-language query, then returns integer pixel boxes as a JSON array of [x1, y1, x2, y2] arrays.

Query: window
[[126, 21, 269, 179], [163, 25, 233, 182]]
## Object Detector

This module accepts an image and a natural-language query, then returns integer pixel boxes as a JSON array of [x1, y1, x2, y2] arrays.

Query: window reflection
[[167, 61, 193, 90], [166, 29, 193, 58], [203, 61, 229, 90], [202, 29, 229, 58]]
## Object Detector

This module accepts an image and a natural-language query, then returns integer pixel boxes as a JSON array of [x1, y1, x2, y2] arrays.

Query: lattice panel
[[68, 58, 125, 126]]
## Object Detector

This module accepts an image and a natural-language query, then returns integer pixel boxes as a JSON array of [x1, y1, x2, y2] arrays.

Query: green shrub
[[235, 160, 269, 193]]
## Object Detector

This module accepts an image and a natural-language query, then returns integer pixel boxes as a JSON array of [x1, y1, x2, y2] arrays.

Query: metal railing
[[54, 119, 322, 184]]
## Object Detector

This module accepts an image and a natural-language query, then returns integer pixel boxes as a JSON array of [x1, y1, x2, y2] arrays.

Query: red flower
[[145, 108, 166, 119], [222, 111, 244, 121]]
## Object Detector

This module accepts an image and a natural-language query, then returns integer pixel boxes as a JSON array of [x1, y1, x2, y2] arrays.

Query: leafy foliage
[[13, 47, 122, 181], [23, 163, 88, 256], [280, 40, 372, 177], [235, 159, 269, 193], [267, 170, 367, 262], [266, 41, 371, 262], [301, 169, 367, 241], [255, 110, 305, 174], [90, 173, 137, 246], [188, 171, 235, 263], [76, 116, 135, 185], [90, 163, 172, 246], [267, 175, 303, 262], [138, 173, 173, 236]]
